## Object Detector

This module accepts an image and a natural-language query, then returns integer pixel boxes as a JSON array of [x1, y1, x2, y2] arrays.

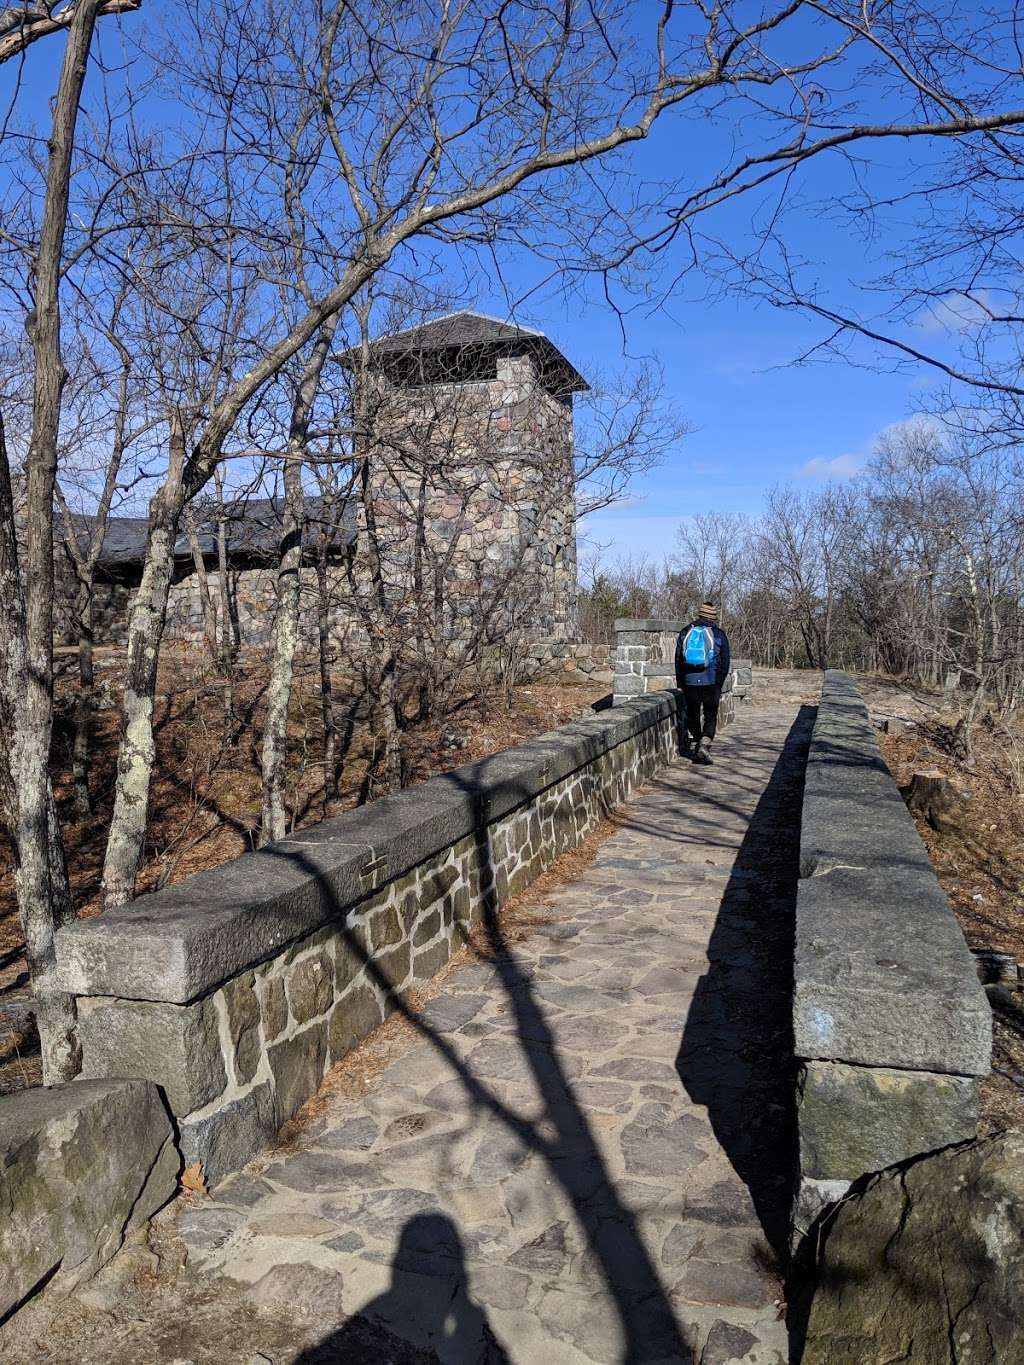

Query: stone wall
[[791, 670, 991, 1245], [54, 690, 684, 1187], [52, 541, 133, 647], [363, 354, 579, 644], [611, 618, 752, 713], [0, 1078, 178, 1320], [161, 563, 595, 677], [54, 352, 580, 656], [151, 353, 579, 655]]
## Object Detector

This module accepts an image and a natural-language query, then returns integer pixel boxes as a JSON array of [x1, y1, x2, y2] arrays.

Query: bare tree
[[53, 289, 153, 817], [260, 318, 341, 842], [675, 512, 751, 618], [3, 0, 1024, 1083], [105, 0, 893, 901], [0, 0, 143, 1082]]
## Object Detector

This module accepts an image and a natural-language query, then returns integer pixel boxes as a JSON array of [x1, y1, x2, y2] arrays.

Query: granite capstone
[[791, 669, 992, 1246], [59, 688, 684, 1183], [54, 691, 678, 1004]]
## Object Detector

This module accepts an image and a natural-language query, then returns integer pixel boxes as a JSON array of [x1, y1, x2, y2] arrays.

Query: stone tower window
[[389, 348, 499, 389]]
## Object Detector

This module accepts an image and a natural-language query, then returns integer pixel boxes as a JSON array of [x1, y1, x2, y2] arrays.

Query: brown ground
[[0, 648, 609, 1094], [875, 711, 1024, 1137]]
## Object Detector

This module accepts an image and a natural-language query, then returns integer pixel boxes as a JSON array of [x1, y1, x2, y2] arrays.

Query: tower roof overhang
[[337, 310, 589, 396]]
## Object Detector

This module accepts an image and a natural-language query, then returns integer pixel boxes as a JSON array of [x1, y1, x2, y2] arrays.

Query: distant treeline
[[580, 419, 1024, 729]]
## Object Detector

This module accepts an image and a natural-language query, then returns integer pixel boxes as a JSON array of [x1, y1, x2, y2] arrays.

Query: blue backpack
[[683, 625, 715, 669]]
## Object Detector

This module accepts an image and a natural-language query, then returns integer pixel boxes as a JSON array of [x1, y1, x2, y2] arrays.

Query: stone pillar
[[612, 618, 683, 705], [612, 621, 752, 710], [732, 659, 753, 701]]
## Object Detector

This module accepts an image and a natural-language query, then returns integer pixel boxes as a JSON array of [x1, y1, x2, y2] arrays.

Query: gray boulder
[[803, 1131, 1024, 1363], [0, 1078, 179, 1318]]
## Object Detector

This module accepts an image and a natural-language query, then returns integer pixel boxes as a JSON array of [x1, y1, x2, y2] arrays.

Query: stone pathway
[[171, 702, 810, 1365]]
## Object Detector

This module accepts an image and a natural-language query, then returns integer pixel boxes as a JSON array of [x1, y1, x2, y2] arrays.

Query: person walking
[[674, 602, 731, 764]]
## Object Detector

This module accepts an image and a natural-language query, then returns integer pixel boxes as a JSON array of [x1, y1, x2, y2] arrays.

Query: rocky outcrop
[[803, 1131, 1024, 1364], [0, 1078, 178, 1320]]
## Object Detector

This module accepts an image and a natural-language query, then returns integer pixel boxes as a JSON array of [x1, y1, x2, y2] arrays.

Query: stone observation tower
[[56, 311, 589, 668], [346, 310, 587, 655]]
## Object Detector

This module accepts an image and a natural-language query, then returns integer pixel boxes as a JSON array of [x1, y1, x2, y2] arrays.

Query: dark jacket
[[675, 621, 731, 691]]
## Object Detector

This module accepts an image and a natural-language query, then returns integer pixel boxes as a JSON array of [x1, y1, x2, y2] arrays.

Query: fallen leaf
[[181, 1162, 209, 1196]]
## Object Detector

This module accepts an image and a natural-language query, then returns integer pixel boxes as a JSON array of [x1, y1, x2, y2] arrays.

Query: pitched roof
[[66, 513, 152, 565], [342, 309, 589, 393], [66, 495, 357, 570], [369, 310, 544, 354]]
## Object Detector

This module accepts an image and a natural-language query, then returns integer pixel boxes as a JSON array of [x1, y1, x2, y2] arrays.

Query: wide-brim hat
[[696, 601, 719, 623]]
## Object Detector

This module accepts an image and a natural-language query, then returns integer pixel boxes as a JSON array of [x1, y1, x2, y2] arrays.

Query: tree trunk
[[905, 768, 967, 834], [316, 550, 338, 804], [71, 586, 94, 819], [372, 657, 403, 795], [101, 424, 185, 909], [61, 335, 133, 820], [184, 510, 219, 658], [260, 320, 338, 844], [0, 418, 80, 1080], [260, 460, 303, 843], [214, 472, 235, 736], [5, 0, 102, 1082]]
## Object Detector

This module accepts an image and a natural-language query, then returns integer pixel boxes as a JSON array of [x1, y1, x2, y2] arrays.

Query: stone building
[[344, 310, 584, 650], [61, 311, 587, 670]]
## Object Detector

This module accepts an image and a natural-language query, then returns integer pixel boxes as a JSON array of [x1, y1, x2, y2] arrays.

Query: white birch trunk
[[4, 0, 103, 1082], [100, 425, 185, 909], [260, 320, 338, 843]]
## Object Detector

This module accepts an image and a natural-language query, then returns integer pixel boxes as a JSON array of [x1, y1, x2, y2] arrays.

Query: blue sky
[[439, 2, 972, 569], [460, 142, 943, 567], [3, 2, 982, 558], [524, 290, 925, 566]]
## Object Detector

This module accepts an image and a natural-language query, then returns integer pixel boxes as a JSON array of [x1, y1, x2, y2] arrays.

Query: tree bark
[[375, 656, 403, 794], [260, 320, 338, 843], [0, 419, 80, 1080], [3, 0, 103, 1082], [905, 769, 967, 834], [214, 470, 235, 736], [60, 331, 134, 819], [316, 548, 337, 803], [100, 420, 184, 908], [184, 510, 218, 658], [71, 588, 94, 818]]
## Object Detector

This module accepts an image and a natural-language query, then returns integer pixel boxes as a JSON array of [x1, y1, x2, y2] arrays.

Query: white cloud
[[798, 451, 869, 481], [915, 291, 993, 336], [800, 415, 944, 481]]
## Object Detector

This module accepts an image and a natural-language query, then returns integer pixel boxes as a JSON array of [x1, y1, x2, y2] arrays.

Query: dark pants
[[683, 684, 720, 746]]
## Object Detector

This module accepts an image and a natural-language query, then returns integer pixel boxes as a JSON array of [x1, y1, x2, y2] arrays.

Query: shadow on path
[[295, 1215, 510, 1364], [676, 705, 815, 1262], [272, 734, 697, 1364]]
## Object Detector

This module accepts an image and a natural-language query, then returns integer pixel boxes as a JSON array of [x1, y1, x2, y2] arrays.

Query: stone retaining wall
[[54, 690, 686, 1186], [0, 1078, 178, 1321], [611, 618, 752, 712], [792, 670, 991, 1245]]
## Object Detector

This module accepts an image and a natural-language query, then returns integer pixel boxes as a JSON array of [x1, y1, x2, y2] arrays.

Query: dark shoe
[[695, 743, 712, 765]]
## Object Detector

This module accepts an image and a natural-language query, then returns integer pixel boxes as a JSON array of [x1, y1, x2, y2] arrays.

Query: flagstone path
[[167, 701, 810, 1365]]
